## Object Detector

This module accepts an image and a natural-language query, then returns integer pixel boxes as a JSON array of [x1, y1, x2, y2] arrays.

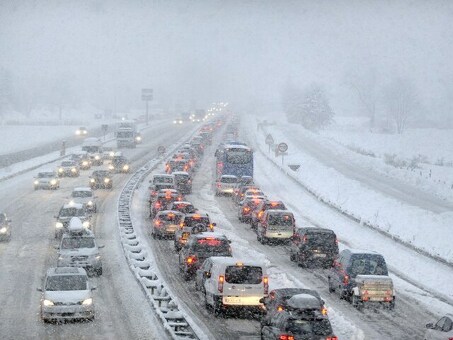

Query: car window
[[268, 214, 294, 226], [185, 217, 210, 228], [435, 317, 446, 330], [45, 275, 88, 291], [286, 318, 332, 336], [349, 255, 388, 276], [221, 177, 237, 183], [306, 232, 336, 245], [61, 237, 95, 249], [193, 238, 230, 253], [72, 191, 92, 198], [38, 172, 54, 178], [225, 266, 262, 284]]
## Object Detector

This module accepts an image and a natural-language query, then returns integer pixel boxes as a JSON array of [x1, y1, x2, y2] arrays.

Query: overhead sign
[[157, 145, 166, 155], [277, 142, 288, 153], [142, 88, 153, 101], [265, 134, 274, 145]]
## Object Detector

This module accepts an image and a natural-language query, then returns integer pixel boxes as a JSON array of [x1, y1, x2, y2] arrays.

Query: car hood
[[44, 290, 91, 304], [60, 248, 98, 256]]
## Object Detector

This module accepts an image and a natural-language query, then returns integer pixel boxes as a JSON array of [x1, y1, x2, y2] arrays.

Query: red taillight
[[216, 183, 221, 188], [263, 276, 269, 295], [279, 335, 294, 340], [154, 220, 161, 227], [321, 306, 328, 315], [243, 207, 250, 213], [302, 235, 308, 243], [277, 305, 284, 312], [218, 275, 224, 293], [186, 255, 197, 264], [155, 202, 161, 208], [343, 275, 349, 285], [335, 238, 339, 244], [326, 337, 338, 340]]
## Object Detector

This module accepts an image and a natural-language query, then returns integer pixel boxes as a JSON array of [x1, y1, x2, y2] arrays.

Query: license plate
[[314, 253, 326, 258], [224, 297, 242, 304]]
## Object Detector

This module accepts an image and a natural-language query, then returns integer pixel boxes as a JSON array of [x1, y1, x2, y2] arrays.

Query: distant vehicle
[[250, 200, 287, 229], [179, 232, 232, 280], [109, 155, 130, 173], [328, 249, 395, 310], [215, 175, 238, 196], [290, 227, 339, 268], [115, 120, 138, 148], [57, 217, 103, 276], [202, 257, 268, 316], [424, 314, 453, 339], [151, 210, 184, 239], [90, 170, 113, 189], [33, 171, 60, 190], [0, 213, 12, 241], [215, 143, 253, 179], [82, 138, 103, 166], [102, 146, 115, 160], [172, 171, 192, 194], [70, 187, 97, 213], [174, 213, 215, 251], [38, 267, 95, 322], [238, 197, 264, 223], [75, 126, 88, 136], [57, 160, 80, 177], [256, 210, 296, 244], [167, 201, 197, 214], [150, 189, 183, 217], [148, 174, 175, 201], [71, 151, 92, 170], [173, 117, 183, 124]]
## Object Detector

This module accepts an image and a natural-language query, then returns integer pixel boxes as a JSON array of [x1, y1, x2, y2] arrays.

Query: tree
[[383, 78, 418, 134]]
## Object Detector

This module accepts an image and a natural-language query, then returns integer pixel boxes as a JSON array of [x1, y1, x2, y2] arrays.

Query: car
[[135, 132, 142, 144], [57, 160, 80, 177], [148, 174, 176, 201], [256, 210, 296, 244], [55, 202, 92, 239], [174, 213, 216, 251], [71, 152, 92, 170], [102, 146, 115, 160], [167, 201, 197, 214], [151, 210, 184, 239], [38, 267, 95, 322], [70, 187, 98, 213], [89, 170, 113, 189], [179, 232, 232, 280], [233, 184, 260, 204], [238, 197, 264, 223], [172, 171, 192, 194], [109, 155, 130, 173], [33, 171, 60, 190], [0, 213, 12, 241], [250, 199, 287, 229], [150, 189, 184, 217], [202, 257, 268, 316], [290, 227, 339, 268], [260, 288, 326, 327], [215, 175, 238, 196], [75, 126, 88, 136], [57, 217, 103, 276], [89, 152, 104, 166], [260, 297, 337, 340], [328, 249, 395, 310], [165, 159, 190, 174], [424, 314, 453, 339]]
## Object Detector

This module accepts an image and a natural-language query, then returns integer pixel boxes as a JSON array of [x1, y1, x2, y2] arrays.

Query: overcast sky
[[1, 0, 452, 116]]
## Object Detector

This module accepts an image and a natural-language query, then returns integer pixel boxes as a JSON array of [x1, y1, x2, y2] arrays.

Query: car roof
[[191, 232, 228, 239], [297, 227, 336, 234], [266, 209, 293, 214], [73, 187, 92, 192], [154, 173, 174, 178], [156, 210, 184, 216], [342, 248, 380, 256], [184, 212, 209, 218], [220, 175, 238, 179], [47, 267, 86, 276], [172, 171, 190, 176]]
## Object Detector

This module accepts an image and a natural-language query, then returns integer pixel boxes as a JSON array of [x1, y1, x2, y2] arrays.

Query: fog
[[1, 0, 452, 118]]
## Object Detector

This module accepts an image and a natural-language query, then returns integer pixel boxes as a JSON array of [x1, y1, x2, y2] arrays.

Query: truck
[[115, 120, 138, 148]]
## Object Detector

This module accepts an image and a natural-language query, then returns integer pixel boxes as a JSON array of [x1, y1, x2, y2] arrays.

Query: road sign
[[265, 134, 274, 145], [277, 142, 288, 153], [288, 164, 300, 171], [157, 146, 166, 155], [142, 88, 153, 101]]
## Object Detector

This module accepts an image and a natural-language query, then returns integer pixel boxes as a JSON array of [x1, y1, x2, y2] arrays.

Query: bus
[[215, 143, 253, 179]]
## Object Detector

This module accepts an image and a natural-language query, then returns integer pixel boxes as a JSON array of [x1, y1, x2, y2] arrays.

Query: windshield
[[82, 146, 101, 153], [61, 237, 95, 249], [154, 177, 173, 184], [72, 190, 92, 198], [286, 318, 333, 336], [158, 214, 182, 223], [306, 232, 336, 245], [45, 275, 88, 291], [225, 149, 252, 164], [221, 177, 237, 183], [193, 238, 230, 253], [38, 172, 54, 178], [349, 255, 388, 276], [60, 208, 85, 217], [117, 131, 133, 138], [225, 266, 262, 284]]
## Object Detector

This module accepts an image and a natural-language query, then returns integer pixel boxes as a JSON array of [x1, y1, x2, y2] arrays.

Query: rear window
[[268, 214, 294, 226], [193, 238, 230, 252], [184, 216, 210, 228], [154, 176, 173, 184], [286, 318, 333, 336], [159, 213, 182, 223], [221, 177, 237, 183], [267, 202, 286, 210], [349, 254, 388, 276], [225, 266, 263, 284], [306, 232, 336, 245]]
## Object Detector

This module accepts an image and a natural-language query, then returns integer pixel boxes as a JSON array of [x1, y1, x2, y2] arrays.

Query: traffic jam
[[2, 114, 449, 340]]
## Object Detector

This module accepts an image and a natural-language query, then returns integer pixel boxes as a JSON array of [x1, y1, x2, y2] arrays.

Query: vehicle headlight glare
[[95, 155, 100, 160], [43, 299, 54, 307], [50, 179, 56, 185], [109, 165, 114, 170], [104, 178, 110, 183], [82, 221, 90, 228], [90, 178, 95, 183], [0, 227, 7, 234], [82, 298, 93, 306], [58, 168, 63, 172], [56, 222, 63, 229], [71, 168, 76, 172], [83, 161, 88, 166], [87, 201, 93, 206], [123, 165, 129, 170], [34, 180, 39, 185]]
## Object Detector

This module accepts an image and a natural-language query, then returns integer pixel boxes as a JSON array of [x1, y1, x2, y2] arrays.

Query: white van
[[202, 257, 268, 316]]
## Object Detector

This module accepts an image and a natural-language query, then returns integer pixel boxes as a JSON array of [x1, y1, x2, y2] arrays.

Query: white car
[[33, 171, 60, 190], [215, 175, 238, 195], [0, 213, 12, 241], [424, 314, 453, 339], [70, 187, 97, 213], [38, 267, 95, 322]]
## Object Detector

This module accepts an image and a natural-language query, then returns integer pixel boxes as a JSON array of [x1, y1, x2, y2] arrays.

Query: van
[[202, 257, 268, 316], [256, 210, 295, 244]]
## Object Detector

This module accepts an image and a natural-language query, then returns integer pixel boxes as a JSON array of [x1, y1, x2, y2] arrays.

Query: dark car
[[233, 184, 261, 204], [290, 227, 339, 268], [167, 201, 197, 214], [178, 232, 232, 280], [250, 200, 287, 229], [0, 212, 12, 241], [260, 288, 326, 327], [260, 304, 337, 340], [151, 210, 184, 239], [238, 197, 264, 223], [89, 170, 113, 189], [172, 171, 192, 194], [150, 189, 184, 217], [165, 159, 190, 174], [109, 155, 130, 173]]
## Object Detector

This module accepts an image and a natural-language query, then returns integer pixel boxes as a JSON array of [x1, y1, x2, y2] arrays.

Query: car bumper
[[42, 305, 94, 321]]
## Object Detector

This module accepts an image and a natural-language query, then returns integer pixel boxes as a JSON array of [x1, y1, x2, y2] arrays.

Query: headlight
[[76, 130, 81, 135], [50, 179, 57, 185], [136, 136, 141, 141], [109, 165, 114, 170], [43, 299, 54, 307], [109, 151, 114, 157], [104, 178, 110, 183], [58, 168, 63, 173], [173, 120, 177, 124], [95, 255, 101, 260], [87, 201, 93, 206], [0, 227, 7, 234], [56, 222, 63, 229], [95, 155, 100, 160], [82, 161, 88, 166], [82, 298, 93, 306], [71, 168, 77, 172], [34, 180, 39, 185], [123, 165, 129, 170], [82, 221, 90, 228], [90, 178, 95, 183]]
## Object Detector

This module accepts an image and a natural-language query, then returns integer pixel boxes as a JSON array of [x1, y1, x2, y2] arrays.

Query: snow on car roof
[[344, 248, 380, 255], [62, 202, 84, 209], [193, 231, 228, 239], [267, 209, 293, 214], [49, 267, 86, 275], [172, 171, 190, 176], [220, 175, 238, 179]]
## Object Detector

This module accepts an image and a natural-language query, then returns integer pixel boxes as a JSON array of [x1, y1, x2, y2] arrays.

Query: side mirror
[[228, 240, 232, 244], [98, 245, 105, 249], [204, 271, 211, 278], [91, 286, 97, 291], [212, 223, 216, 227], [259, 297, 265, 303], [425, 323, 434, 329]]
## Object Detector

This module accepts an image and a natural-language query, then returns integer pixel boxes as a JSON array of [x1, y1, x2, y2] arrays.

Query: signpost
[[157, 145, 166, 156], [265, 134, 274, 154], [141, 88, 153, 125], [101, 124, 108, 141], [277, 142, 288, 166]]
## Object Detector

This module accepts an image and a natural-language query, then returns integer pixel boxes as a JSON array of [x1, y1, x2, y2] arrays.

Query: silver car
[[33, 171, 60, 190], [0, 213, 12, 241], [70, 187, 97, 213], [38, 267, 95, 322]]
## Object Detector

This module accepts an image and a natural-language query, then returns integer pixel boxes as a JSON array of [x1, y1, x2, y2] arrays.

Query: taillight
[[302, 235, 308, 243], [209, 223, 215, 231], [326, 337, 338, 340], [179, 222, 184, 229], [186, 255, 197, 264], [155, 202, 161, 208], [154, 220, 161, 227], [243, 207, 250, 213], [277, 305, 284, 312], [218, 275, 224, 293], [263, 276, 269, 295], [216, 183, 221, 188], [321, 306, 328, 315], [279, 335, 294, 340], [343, 275, 349, 285]]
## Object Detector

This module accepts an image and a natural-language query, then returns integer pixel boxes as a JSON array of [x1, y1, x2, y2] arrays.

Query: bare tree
[[383, 78, 418, 134]]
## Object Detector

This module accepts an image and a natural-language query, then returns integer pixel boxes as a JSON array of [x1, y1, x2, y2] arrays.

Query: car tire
[[290, 251, 295, 262], [204, 292, 210, 310], [96, 268, 103, 276], [213, 299, 222, 317], [352, 294, 362, 310], [328, 277, 335, 293]]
